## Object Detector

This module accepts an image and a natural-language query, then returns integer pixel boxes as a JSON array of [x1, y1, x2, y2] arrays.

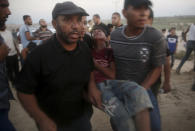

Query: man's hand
[[0, 44, 9, 61], [162, 81, 171, 93], [21, 48, 29, 60], [88, 85, 102, 109], [37, 116, 57, 131]]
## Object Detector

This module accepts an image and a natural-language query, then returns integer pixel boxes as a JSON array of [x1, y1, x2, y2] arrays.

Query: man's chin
[[0, 22, 5, 29]]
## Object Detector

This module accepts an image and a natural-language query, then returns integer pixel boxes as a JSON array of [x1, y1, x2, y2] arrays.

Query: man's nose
[[6, 7, 11, 16]]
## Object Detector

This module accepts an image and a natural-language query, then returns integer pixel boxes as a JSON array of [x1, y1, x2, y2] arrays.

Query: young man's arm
[[141, 66, 162, 90], [88, 72, 102, 109], [0, 43, 9, 61], [94, 60, 115, 79], [162, 56, 171, 93], [17, 92, 57, 131], [25, 31, 38, 41]]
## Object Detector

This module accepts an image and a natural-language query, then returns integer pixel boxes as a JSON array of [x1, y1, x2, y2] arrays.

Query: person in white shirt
[[0, 25, 19, 84], [176, 23, 195, 91]]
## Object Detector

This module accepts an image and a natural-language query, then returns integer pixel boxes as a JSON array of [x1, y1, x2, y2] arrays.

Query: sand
[[8, 37, 195, 131]]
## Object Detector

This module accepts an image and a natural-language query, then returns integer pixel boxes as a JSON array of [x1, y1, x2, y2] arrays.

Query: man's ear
[[52, 19, 57, 30], [122, 9, 127, 18]]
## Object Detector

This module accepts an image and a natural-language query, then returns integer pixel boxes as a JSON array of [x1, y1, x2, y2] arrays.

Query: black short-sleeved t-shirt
[[16, 34, 94, 126]]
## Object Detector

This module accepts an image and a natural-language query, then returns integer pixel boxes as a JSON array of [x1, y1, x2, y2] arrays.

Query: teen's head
[[92, 25, 107, 47], [123, 0, 152, 29], [23, 15, 32, 25], [147, 7, 153, 25], [112, 12, 121, 26]]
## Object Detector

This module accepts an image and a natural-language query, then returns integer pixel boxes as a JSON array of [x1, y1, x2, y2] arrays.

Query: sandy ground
[[8, 40, 195, 131], [8, 60, 195, 131]]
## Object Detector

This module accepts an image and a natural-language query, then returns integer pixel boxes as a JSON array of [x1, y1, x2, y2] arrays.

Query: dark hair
[[23, 15, 30, 21], [112, 12, 121, 18], [162, 28, 166, 32], [107, 24, 113, 29], [124, 0, 152, 10], [93, 14, 100, 19], [148, 7, 153, 19]]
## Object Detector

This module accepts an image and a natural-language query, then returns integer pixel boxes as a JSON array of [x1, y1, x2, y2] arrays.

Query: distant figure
[[107, 23, 113, 34], [0, 25, 19, 84], [80, 15, 93, 49], [19, 15, 40, 60], [176, 23, 195, 91], [34, 19, 53, 41], [92, 14, 109, 36], [161, 28, 166, 37], [166, 27, 178, 68], [112, 12, 123, 29], [147, 7, 172, 96], [87, 19, 93, 32]]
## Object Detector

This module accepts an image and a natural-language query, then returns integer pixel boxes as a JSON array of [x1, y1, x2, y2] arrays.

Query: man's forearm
[[141, 66, 162, 89], [17, 92, 50, 123], [164, 57, 171, 83]]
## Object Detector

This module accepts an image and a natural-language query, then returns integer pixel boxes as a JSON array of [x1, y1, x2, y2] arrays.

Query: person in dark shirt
[[147, 7, 171, 96], [112, 12, 123, 29], [92, 14, 109, 36], [16, 2, 102, 131], [110, 0, 167, 131], [80, 15, 94, 49], [0, 0, 16, 130]]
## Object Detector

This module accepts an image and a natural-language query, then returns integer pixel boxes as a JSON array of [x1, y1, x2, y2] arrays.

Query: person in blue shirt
[[166, 27, 178, 68]]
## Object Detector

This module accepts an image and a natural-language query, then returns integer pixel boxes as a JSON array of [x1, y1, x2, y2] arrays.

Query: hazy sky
[[7, 0, 195, 24]]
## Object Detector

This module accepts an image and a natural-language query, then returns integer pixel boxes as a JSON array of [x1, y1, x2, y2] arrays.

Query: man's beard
[[41, 25, 47, 28], [56, 24, 79, 45]]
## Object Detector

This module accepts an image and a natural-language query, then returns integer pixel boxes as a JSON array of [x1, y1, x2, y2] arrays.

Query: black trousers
[[5, 54, 19, 83]]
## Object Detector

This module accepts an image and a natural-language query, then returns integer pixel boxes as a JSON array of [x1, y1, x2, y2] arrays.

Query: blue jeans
[[147, 89, 161, 131], [177, 40, 195, 72], [96, 80, 153, 131], [0, 109, 16, 131]]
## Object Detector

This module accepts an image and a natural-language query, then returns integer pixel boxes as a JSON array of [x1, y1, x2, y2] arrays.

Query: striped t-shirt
[[110, 25, 167, 84]]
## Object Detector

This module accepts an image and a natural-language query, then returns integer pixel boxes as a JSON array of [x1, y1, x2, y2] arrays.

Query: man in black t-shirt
[[92, 14, 110, 36], [16, 2, 102, 131], [112, 12, 123, 29]]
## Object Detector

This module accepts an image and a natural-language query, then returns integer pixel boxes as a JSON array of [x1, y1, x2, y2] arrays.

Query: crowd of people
[[0, 0, 195, 131]]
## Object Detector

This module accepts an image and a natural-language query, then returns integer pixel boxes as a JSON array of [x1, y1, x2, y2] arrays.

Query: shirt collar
[[53, 34, 81, 55]]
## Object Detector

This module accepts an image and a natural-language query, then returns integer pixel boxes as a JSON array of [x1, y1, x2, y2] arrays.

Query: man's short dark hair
[[23, 15, 30, 21], [148, 7, 153, 19], [93, 14, 100, 19], [112, 12, 121, 18], [124, 0, 152, 10], [162, 29, 166, 32]]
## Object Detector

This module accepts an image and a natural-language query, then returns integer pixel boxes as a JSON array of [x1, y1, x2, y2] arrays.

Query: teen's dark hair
[[124, 0, 152, 10], [112, 12, 121, 18], [23, 15, 30, 21], [148, 7, 153, 19], [93, 14, 100, 19], [162, 28, 166, 32]]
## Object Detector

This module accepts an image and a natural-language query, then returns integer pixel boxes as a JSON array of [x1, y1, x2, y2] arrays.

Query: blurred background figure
[[111, 12, 123, 29], [166, 27, 178, 68], [34, 19, 53, 41], [0, 25, 19, 85]]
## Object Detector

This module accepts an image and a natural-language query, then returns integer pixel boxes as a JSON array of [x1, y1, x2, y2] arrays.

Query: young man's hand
[[162, 81, 171, 93], [37, 116, 57, 131], [88, 85, 102, 109], [0, 44, 9, 61]]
